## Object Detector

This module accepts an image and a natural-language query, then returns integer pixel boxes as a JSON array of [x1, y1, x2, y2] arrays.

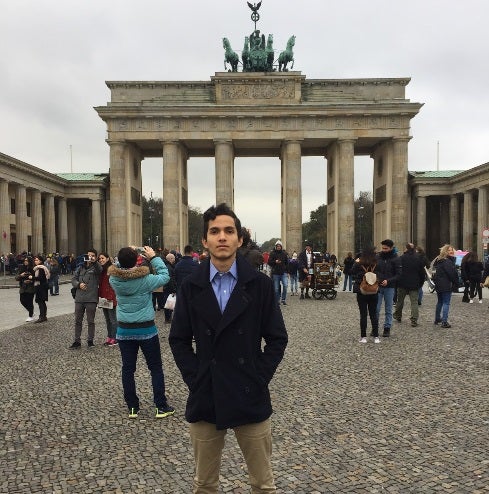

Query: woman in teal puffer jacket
[[109, 246, 175, 419]]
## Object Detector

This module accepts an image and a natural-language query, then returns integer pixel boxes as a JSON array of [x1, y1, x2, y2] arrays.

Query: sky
[[1, 0, 488, 244]]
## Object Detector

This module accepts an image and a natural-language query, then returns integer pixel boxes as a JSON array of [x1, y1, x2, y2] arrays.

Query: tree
[[188, 206, 204, 252], [142, 195, 162, 248], [260, 238, 281, 253], [302, 204, 327, 252], [354, 191, 373, 254]]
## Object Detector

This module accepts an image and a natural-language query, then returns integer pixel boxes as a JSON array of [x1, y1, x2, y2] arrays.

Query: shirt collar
[[210, 259, 238, 281]]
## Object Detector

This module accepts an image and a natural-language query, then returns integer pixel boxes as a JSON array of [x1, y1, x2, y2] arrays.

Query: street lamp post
[[149, 191, 154, 248], [358, 206, 364, 254]]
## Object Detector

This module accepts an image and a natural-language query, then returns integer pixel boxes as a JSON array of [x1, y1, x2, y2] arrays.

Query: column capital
[[392, 136, 412, 143]]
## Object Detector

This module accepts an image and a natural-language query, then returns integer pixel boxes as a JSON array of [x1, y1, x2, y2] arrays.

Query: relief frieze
[[221, 81, 295, 100]]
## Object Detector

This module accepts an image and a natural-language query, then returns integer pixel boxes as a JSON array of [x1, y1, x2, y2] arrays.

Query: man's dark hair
[[381, 239, 394, 248], [183, 245, 194, 255], [87, 248, 98, 257], [405, 243, 415, 253], [202, 203, 243, 240], [117, 247, 138, 268]]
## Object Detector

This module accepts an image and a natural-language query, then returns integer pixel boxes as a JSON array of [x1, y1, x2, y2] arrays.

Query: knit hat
[[275, 240, 282, 246], [292, 253, 297, 259]]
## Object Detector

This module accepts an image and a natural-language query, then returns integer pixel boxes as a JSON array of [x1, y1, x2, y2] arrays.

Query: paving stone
[[0, 288, 488, 492]]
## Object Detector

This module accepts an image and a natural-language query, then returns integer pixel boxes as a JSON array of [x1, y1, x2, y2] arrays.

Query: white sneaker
[[479, 299, 483, 303], [359, 337, 367, 343], [469, 299, 474, 304], [25, 316, 35, 322], [374, 337, 381, 344]]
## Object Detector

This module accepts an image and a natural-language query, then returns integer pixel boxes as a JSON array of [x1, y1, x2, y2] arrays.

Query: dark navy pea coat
[[169, 254, 288, 430]]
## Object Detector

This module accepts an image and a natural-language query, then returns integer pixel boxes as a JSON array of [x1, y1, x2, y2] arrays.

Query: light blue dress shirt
[[210, 260, 238, 313]]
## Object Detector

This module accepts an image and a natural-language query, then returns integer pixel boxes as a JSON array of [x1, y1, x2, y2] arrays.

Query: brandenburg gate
[[95, 72, 422, 255]]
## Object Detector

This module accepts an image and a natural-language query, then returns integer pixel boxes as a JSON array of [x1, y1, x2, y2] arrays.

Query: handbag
[[483, 276, 489, 288], [97, 297, 114, 309], [71, 286, 77, 299], [164, 293, 176, 310]]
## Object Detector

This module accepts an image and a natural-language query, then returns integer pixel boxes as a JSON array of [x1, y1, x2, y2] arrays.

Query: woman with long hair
[[16, 256, 36, 322], [33, 255, 50, 323], [432, 244, 459, 328], [98, 252, 118, 346], [352, 246, 380, 343]]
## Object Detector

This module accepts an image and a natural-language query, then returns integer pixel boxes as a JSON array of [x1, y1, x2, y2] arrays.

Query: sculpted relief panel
[[220, 81, 295, 101]]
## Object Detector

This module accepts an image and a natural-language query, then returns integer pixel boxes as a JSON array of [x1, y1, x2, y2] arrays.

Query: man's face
[[87, 251, 97, 263], [381, 244, 393, 253], [306, 246, 312, 253], [202, 215, 243, 263]]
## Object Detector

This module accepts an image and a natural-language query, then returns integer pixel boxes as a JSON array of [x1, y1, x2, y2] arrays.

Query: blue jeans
[[289, 274, 298, 294], [343, 274, 353, 291], [118, 335, 168, 410], [272, 274, 288, 303], [435, 291, 452, 323], [376, 286, 395, 329]]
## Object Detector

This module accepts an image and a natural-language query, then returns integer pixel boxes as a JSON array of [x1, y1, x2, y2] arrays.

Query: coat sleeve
[[255, 276, 288, 385], [168, 282, 199, 389]]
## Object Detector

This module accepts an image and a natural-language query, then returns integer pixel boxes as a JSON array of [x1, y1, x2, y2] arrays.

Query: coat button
[[244, 386, 250, 393], [211, 358, 216, 365], [238, 357, 245, 365], [206, 329, 211, 336]]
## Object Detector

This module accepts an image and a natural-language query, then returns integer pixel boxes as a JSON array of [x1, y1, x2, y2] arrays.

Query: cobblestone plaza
[[0, 287, 488, 493]]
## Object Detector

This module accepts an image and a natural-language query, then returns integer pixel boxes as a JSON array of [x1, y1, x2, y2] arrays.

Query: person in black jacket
[[463, 251, 484, 303], [268, 240, 289, 305], [432, 244, 459, 328], [342, 252, 355, 291], [297, 243, 314, 299], [393, 243, 426, 327], [376, 239, 402, 337], [173, 245, 199, 291], [169, 203, 287, 493], [352, 247, 380, 343]]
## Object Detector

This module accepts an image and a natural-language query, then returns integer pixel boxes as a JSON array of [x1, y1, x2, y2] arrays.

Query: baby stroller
[[311, 262, 339, 300]]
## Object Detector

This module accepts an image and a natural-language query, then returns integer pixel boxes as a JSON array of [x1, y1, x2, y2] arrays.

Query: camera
[[136, 247, 146, 254]]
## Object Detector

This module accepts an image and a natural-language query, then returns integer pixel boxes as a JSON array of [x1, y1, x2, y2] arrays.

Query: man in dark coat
[[393, 243, 425, 327], [173, 244, 199, 291], [169, 203, 288, 493], [376, 239, 402, 337], [267, 240, 289, 305], [297, 243, 314, 299]]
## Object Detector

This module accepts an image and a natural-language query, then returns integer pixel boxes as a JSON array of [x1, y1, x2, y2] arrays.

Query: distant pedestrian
[[342, 252, 355, 291], [70, 249, 102, 349], [33, 255, 50, 323], [16, 256, 36, 322], [173, 245, 199, 291], [352, 247, 380, 343], [268, 240, 289, 305], [432, 244, 459, 328], [464, 251, 484, 303], [298, 243, 314, 299], [288, 252, 299, 295], [98, 252, 118, 346], [48, 258, 60, 296], [393, 243, 425, 327], [376, 239, 402, 337]]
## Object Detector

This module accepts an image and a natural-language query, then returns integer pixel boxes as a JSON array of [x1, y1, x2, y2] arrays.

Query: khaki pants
[[394, 287, 419, 322], [189, 419, 276, 494]]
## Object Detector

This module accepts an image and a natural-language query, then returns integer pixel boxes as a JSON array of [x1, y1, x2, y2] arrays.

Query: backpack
[[359, 264, 379, 295]]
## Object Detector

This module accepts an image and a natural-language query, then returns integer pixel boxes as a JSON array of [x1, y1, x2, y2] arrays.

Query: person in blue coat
[[169, 203, 288, 493], [109, 246, 174, 419]]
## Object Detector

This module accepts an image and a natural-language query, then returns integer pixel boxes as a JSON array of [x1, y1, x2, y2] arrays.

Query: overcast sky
[[1, 0, 488, 244]]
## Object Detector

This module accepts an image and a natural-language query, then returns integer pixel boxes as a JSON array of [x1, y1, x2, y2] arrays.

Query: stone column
[[281, 140, 302, 253], [91, 199, 102, 253], [463, 191, 474, 251], [108, 141, 129, 255], [214, 139, 234, 208], [44, 193, 56, 254], [15, 185, 28, 253], [31, 189, 43, 254], [57, 198, 68, 255], [0, 179, 11, 255], [162, 141, 180, 250], [449, 195, 459, 248], [477, 186, 488, 260], [416, 195, 427, 248], [337, 139, 355, 258], [391, 138, 410, 247]]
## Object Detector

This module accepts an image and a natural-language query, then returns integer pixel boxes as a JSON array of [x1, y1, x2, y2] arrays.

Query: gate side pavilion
[[95, 72, 423, 256]]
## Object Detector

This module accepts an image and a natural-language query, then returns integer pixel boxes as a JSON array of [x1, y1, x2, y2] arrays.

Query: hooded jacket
[[72, 261, 102, 304], [432, 256, 459, 293], [108, 256, 169, 324], [268, 244, 289, 276], [376, 250, 402, 288]]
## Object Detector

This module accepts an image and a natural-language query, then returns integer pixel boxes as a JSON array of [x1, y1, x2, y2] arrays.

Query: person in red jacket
[[98, 252, 118, 346]]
